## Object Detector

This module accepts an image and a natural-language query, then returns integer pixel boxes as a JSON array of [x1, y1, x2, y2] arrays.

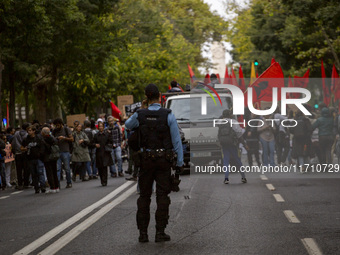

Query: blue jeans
[[110, 146, 123, 174], [28, 159, 46, 191], [89, 148, 97, 176], [259, 137, 276, 166], [298, 156, 309, 167], [57, 152, 72, 184], [222, 144, 245, 179]]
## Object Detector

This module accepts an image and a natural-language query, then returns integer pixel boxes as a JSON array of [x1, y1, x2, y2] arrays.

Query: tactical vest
[[137, 108, 173, 150]]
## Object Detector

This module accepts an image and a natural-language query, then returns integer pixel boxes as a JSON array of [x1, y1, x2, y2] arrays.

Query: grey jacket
[[11, 130, 28, 154], [71, 131, 91, 162]]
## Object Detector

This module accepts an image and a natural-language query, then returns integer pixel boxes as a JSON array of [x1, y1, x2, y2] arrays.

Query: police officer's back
[[125, 83, 183, 243]]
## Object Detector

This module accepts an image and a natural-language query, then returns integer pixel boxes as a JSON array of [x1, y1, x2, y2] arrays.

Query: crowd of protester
[[1, 102, 339, 192], [243, 103, 340, 171], [0, 115, 135, 193]]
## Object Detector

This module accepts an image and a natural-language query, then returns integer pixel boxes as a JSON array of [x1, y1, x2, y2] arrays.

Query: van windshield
[[167, 96, 231, 122]]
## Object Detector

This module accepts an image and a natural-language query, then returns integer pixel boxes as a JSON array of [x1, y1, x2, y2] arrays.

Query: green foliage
[[0, 0, 226, 121], [228, 0, 340, 77]]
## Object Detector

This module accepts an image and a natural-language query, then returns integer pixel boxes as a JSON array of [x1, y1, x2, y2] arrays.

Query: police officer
[[125, 83, 183, 243]]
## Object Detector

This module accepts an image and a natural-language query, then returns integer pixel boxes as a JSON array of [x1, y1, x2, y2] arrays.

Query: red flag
[[247, 62, 284, 103], [110, 101, 121, 120], [216, 73, 221, 84], [292, 69, 310, 98], [331, 64, 340, 102], [187, 63, 196, 83], [287, 76, 294, 99], [294, 69, 310, 89], [271, 58, 276, 65], [256, 72, 259, 78], [204, 74, 211, 84], [223, 66, 230, 84], [321, 60, 331, 106], [238, 66, 246, 92], [231, 68, 238, 86]]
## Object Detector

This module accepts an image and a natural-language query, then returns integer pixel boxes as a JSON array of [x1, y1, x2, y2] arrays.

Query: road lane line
[[11, 191, 23, 195], [273, 194, 285, 202], [13, 181, 134, 255], [39, 184, 137, 255], [260, 175, 268, 180], [301, 238, 323, 255], [0, 196, 10, 200], [266, 184, 276, 191], [284, 210, 300, 223]]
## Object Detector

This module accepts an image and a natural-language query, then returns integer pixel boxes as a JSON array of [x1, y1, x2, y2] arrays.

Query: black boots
[[139, 229, 170, 243], [139, 231, 149, 243], [155, 231, 171, 242]]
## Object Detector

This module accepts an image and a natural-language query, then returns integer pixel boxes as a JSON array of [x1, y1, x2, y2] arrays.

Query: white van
[[163, 91, 232, 167]]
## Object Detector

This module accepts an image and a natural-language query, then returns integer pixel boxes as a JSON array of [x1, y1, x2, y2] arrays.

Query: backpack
[[84, 129, 95, 149], [48, 144, 60, 161], [218, 122, 238, 146], [294, 118, 312, 138]]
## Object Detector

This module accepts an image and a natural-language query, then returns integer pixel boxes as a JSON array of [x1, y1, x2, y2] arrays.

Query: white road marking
[[11, 191, 23, 195], [284, 210, 300, 223], [38, 184, 137, 255], [301, 238, 323, 255], [266, 184, 276, 191], [13, 181, 135, 255], [0, 196, 10, 200], [260, 175, 268, 180], [273, 194, 285, 202]]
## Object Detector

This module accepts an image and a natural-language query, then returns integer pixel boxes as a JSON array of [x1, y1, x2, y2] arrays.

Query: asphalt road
[[0, 163, 339, 255]]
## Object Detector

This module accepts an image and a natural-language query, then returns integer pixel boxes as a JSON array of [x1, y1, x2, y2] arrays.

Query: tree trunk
[[24, 83, 29, 122], [34, 83, 47, 124], [47, 66, 62, 120], [8, 62, 16, 127], [0, 59, 3, 126]]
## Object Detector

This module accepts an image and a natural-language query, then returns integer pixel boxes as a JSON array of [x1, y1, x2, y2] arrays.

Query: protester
[[244, 113, 261, 167], [53, 118, 74, 188], [258, 113, 276, 167], [218, 109, 248, 184], [290, 111, 313, 171], [0, 134, 6, 190], [167, 81, 182, 92], [84, 120, 97, 179], [274, 108, 290, 165], [41, 127, 59, 193], [21, 125, 45, 194], [71, 124, 91, 182], [4, 135, 15, 188], [11, 123, 30, 190], [312, 107, 335, 164], [94, 121, 114, 186], [107, 116, 123, 177]]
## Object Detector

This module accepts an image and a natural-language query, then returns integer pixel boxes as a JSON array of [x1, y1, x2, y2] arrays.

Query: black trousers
[[247, 148, 261, 166], [15, 154, 29, 186], [44, 160, 59, 189], [98, 167, 108, 185], [319, 135, 334, 164], [73, 162, 87, 180], [276, 132, 290, 164], [137, 158, 172, 232]]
